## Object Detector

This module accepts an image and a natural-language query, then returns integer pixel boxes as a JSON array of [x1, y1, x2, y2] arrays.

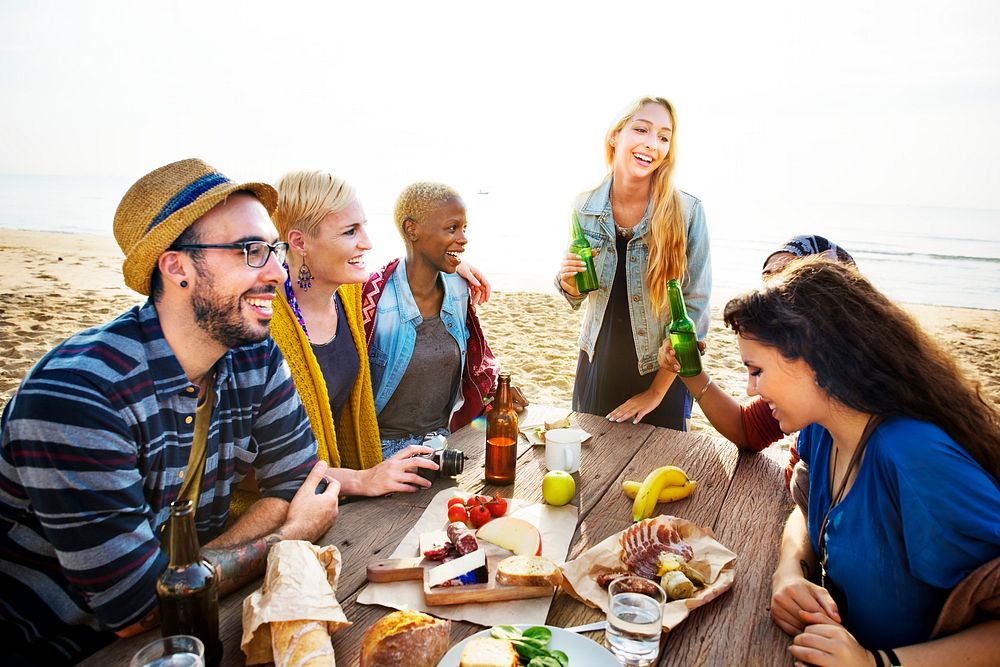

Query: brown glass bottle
[[485, 372, 518, 485], [157, 499, 223, 667]]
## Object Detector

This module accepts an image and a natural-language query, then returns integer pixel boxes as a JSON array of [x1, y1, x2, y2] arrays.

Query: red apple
[[475, 516, 543, 556]]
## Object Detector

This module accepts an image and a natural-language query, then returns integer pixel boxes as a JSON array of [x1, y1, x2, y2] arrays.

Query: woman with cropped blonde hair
[[267, 170, 439, 495], [558, 96, 711, 429]]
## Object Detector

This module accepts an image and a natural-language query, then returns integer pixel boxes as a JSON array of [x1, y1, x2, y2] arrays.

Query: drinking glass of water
[[605, 576, 666, 666], [129, 634, 205, 667]]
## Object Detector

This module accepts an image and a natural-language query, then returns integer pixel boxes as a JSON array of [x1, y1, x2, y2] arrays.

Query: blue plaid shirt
[[0, 300, 317, 663]]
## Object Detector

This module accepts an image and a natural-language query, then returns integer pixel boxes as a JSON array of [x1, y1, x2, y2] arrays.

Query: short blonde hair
[[272, 170, 357, 239], [393, 182, 461, 240]]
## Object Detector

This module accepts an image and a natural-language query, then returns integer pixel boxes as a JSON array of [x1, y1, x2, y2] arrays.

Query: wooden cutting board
[[366, 553, 554, 605]]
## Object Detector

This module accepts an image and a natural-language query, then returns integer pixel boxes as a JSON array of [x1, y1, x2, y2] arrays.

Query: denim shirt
[[557, 177, 712, 375], [369, 258, 471, 418]]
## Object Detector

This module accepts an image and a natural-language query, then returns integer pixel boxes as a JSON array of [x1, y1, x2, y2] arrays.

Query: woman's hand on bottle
[[657, 338, 707, 372], [283, 460, 341, 542], [789, 610, 871, 667], [770, 571, 841, 636], [364, 444, 439, 495], [558, 248, 599, 296], [657, 339, 681, 372], [558, 252, 584, 296], [457, 260, 492, 306]]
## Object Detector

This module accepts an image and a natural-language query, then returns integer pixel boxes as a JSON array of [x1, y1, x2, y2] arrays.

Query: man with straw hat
[[0, 159, 340, 665]]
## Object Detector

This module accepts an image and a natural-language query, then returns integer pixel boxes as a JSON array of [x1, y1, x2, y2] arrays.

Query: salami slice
[[446, 521, 479, 555]]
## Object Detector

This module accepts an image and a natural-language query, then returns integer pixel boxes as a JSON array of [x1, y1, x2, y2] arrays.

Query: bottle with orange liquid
[[485, 372, 518, 485]]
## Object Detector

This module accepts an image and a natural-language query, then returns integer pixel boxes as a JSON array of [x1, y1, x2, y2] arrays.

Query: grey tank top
[[378, 314, 461, 440]]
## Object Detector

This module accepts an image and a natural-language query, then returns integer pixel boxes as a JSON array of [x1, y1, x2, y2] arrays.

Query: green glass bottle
[[667, 279, 702, 377], [569, 211, 600, 294]]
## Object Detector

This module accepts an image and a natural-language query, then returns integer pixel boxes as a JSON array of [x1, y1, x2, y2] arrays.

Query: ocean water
[[1, 174, 998, 311]]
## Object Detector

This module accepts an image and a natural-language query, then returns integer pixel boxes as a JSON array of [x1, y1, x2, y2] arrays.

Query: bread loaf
[[359, 610, 450, 667], [270, 619, 335, 667], [495, 555, 561, 587], [459, 637, 518, 667]]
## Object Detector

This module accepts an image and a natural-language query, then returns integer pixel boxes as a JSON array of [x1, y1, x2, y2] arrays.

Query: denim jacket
[[557, 177, 712, 375], [367, 258, 471, 419]]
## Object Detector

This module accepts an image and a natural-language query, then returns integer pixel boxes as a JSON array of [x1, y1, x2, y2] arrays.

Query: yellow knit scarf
[[270, 284, 382, 470]]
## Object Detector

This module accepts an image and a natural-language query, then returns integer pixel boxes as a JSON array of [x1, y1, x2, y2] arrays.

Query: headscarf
[[762, 234, 856, 270]]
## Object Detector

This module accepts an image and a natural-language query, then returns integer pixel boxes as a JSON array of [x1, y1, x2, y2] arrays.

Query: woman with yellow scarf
[[268, 170, 439, 494]]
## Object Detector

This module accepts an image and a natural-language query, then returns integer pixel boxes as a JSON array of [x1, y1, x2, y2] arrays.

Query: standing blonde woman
[[269, 171, 438, 494], [558, 96, 711, 429]]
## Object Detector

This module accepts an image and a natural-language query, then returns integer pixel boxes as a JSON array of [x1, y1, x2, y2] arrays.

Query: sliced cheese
[[419, 530, 450, 555], [426, 548, 486, 588]]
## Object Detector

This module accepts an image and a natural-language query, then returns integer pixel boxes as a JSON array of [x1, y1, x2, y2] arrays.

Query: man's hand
[[280, 461, 341, 542]]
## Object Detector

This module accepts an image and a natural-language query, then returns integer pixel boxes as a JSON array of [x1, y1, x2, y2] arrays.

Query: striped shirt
[[0, 300, 317, 664]]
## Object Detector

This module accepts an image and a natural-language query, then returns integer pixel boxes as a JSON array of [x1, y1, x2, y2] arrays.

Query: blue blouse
[[798, 417, 1000, 649]]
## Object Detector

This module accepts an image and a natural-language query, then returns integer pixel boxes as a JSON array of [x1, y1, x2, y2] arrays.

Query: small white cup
[[545, 428, 581, 473]]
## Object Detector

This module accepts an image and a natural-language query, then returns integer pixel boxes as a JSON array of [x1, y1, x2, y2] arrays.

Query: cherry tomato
[[485, 495, 508, 517], [447, 504, 469, 524], [468, 494, 491, 507], [468, 503, 492, 528], [447, 496, 466, 509]]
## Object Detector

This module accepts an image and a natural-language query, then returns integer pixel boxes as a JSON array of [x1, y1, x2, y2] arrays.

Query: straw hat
[[113, 158, 278, 295]]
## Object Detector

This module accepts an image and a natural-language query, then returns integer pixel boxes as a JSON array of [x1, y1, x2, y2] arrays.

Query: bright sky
[[2, 0, 999, 221]]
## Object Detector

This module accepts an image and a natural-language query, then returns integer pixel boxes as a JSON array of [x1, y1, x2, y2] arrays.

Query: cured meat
[[446, 521, 479, 555], [422, 543, 455, 561], [596, 570, 630, 588], [620, 516, 694, 580]]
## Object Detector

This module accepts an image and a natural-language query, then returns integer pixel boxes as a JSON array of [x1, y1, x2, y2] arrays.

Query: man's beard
[[190, 269, 272, 349]]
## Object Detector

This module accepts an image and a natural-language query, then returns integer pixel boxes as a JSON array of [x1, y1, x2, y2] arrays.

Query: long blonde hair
[[605, 96, 685, 315]]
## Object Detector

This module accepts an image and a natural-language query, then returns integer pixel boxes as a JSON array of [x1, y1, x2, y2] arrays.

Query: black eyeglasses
[[173, 241, 289, 268]]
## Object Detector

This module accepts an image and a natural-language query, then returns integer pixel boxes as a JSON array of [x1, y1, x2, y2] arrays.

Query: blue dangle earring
[[297, 254, 313, 290]]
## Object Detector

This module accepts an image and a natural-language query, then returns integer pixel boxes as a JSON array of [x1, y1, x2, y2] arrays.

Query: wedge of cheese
[[426, 548, 486, 588]]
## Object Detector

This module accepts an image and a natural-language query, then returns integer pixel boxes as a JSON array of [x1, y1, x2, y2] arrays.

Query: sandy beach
[[2, 229, 998, 445]]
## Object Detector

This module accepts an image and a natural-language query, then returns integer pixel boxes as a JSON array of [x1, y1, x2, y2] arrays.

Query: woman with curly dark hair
[[723, 257, 1000, 666]]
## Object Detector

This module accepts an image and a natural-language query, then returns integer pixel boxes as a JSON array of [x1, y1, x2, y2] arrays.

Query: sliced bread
[[459, 637, 518, 667], [495, 554, 561, 587]]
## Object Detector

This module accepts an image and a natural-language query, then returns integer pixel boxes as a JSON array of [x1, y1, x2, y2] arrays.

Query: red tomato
[[468, 495, 491, 508], [447, 504, 469, 524], [447, 496, 466, 509], [468, 503, 492, 528], [485, 495, 508, 517]]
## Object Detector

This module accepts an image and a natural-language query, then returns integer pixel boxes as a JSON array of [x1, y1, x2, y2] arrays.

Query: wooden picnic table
[[81, 405, 796, 666]]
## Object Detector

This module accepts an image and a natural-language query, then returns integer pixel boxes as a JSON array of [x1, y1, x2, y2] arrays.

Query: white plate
[[437, 624, 618, 666]]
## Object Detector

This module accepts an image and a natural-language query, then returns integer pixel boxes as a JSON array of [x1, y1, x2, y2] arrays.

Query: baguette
[[270, 619, 334, 667], [495, 554, 561, 587], [359, 610, 450, 667], [459, 637, 518, 667]]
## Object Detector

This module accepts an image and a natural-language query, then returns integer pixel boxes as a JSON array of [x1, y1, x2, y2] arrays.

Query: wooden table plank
[[659, 445, 795, 666], [81, 410, 796, 667], [545, 425, 740, 636]]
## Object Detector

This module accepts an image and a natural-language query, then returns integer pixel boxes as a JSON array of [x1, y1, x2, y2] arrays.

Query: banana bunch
[[624, 465, 697, 521]]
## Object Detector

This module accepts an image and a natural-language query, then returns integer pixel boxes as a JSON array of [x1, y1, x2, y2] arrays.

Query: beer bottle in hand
[[157, 499, 223, 667], [486, 372, 518, 485], [667, 278, 702, 377], [569, 211, 600, 294]]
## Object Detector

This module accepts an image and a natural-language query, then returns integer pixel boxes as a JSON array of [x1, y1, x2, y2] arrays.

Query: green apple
[[542, 470, 576, 506]]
